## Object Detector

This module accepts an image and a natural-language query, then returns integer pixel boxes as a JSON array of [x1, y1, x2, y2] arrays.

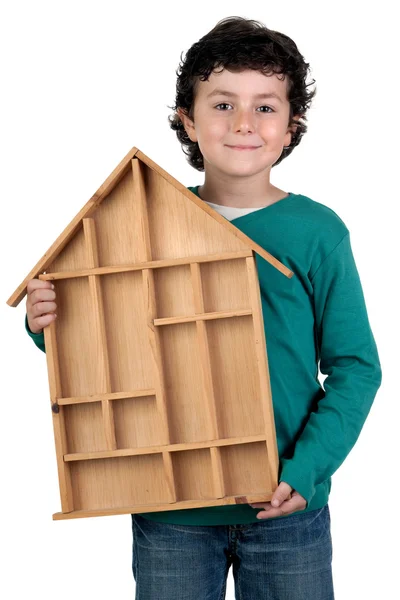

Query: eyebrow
[[206, 89, 283, 103]]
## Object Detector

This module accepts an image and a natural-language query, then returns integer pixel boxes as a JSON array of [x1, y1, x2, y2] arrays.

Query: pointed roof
[[7, 146, 293, 307]]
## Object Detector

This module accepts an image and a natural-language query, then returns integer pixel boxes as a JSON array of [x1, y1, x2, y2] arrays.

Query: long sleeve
[[279, 232, 382, 506], [25, 314, 46, 353]]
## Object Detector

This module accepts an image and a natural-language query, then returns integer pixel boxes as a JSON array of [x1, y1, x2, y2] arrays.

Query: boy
[[25, 16, 382, 600]]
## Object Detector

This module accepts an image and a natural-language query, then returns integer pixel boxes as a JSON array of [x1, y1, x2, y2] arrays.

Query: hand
[[249, 481, 307, 519], [26, 279, 57, 334]]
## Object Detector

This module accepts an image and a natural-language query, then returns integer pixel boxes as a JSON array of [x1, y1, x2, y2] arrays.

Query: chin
[[216, 163, 273, 178], [206, 153, 276, 177]]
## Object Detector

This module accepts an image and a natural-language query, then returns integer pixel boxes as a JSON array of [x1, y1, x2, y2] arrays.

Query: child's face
[[180, 68, 295, 179]]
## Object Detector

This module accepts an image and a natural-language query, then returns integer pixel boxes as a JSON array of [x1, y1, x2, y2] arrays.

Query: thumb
[[271, 481, 293, 507]]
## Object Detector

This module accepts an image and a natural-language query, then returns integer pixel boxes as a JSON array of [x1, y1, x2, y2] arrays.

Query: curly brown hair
[[169, 16, 316, 170]]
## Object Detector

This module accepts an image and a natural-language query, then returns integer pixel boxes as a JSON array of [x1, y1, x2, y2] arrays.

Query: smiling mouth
[[226, 145, 261, 150]]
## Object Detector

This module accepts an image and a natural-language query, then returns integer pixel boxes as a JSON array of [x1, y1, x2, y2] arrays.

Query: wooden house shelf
[[7, 147, 293, 520]]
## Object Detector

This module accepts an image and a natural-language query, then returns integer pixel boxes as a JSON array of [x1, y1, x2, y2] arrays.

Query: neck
[[198, 171, 288, 208]]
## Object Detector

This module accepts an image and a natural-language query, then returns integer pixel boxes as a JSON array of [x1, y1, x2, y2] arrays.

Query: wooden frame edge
[[52, 492, 274, 520]]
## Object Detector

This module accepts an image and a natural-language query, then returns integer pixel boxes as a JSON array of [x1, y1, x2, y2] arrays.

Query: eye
[[257, 106, 274, 113], [215, 103, 233, 110]]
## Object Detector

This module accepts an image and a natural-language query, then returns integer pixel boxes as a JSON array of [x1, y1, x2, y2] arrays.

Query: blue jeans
[[131, 504, 334, 599]]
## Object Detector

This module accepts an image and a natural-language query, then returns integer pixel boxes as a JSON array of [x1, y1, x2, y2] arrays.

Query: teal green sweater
[[26, 188, 382, 525]]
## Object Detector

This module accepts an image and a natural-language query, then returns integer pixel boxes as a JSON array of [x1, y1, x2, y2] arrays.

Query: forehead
[[195, 68, 289, 100]]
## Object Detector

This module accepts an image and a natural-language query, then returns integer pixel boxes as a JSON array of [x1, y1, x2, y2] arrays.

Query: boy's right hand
[[26, 279, 57, 334]]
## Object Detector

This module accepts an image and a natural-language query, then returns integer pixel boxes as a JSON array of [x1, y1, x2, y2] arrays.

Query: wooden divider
[[190, 262, 225, 498], [63, 434, 268, 462], [58, 389, 156, 406], [38, 251, 254, 281], [132, 158, 176, 502], [154, 309, 252, 326], [83, 218, 116, 450]]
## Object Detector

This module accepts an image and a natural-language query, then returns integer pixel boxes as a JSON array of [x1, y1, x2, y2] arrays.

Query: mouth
[[225, 145, 262, 151]]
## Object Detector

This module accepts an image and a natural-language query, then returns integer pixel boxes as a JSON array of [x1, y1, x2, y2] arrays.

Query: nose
[[232, 108, 256, 134]]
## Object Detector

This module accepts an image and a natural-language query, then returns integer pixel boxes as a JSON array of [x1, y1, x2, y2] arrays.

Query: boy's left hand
[[249, 481, 307, 519]]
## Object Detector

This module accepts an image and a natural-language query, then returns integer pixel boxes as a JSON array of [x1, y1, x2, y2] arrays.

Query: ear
[[284, 115, 302, 147], [177, 108, 198, 143]]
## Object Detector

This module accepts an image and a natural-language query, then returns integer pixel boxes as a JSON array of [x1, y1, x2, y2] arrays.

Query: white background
[[1, 1, 398, 598]]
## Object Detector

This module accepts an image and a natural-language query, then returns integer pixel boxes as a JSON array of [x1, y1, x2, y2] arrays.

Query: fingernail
[[51, 284, 55, 289], [272, 499, 280, 507]]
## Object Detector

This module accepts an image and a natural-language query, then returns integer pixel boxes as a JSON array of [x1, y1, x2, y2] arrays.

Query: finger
[[250, 502, 271, 509], [31, 313, 57, 332], [255, 497, 307, 519], [283, 494, 307, 511], [251, 482, 292, 510], [27, 279, 54, 295], [29, 288, 56, 307], [256, 508, 287, 519], [271, 481, 293, 507], [31, 301, 57, 318]]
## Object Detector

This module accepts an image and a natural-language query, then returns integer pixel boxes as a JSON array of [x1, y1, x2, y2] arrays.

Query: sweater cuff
[[25, 314, 46, 352], [279, 458, 316, 507], [25, 314, 42, 337]]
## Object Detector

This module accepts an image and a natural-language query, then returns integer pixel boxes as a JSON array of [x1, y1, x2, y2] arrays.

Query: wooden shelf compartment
[[61, 392, 167, 455], [60, 439, 272, 515]]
